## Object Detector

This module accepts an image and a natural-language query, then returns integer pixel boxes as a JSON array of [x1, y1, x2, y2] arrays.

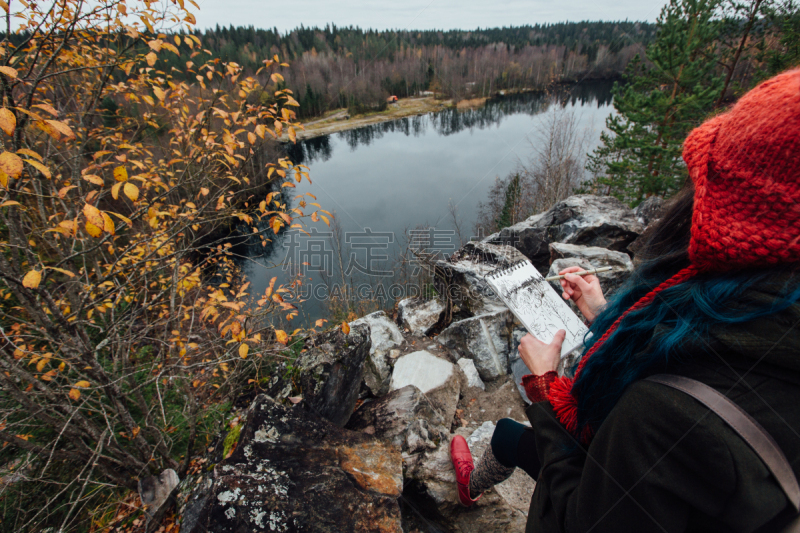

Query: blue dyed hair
[[570, 263, 800, 436]]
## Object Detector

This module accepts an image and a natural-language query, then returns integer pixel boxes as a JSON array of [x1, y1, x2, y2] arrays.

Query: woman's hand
[[558, 266, 607, 323], [519, 331, 565, 376]]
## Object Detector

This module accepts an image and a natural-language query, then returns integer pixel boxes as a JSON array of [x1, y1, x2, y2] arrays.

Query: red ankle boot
[[450, 435, 481, 507]]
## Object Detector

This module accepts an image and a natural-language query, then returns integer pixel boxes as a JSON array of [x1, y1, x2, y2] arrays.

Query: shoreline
[[287, 79, 617, 143], [291, 96, 454, 141]]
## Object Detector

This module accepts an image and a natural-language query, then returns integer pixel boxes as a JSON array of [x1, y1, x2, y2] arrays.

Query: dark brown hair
[[634, 181, 694, 280]]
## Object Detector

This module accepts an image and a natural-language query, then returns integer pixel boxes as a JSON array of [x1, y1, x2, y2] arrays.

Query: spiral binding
[[487, 259, 529, 280]]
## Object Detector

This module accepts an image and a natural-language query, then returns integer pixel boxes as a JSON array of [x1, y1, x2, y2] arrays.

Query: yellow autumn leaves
[[69, 380, 90, 401], [83, 203, 114, 237], [22, 270, 42, 289], [111, 166, 139, 202], [275, 330, 288, 345], [21, 266, 77, 289], [0, 151, 22, 187], [0, 108, 15, 136], [0, 102, 71, 187], [39, 165, 139, 239], [0, 150, 55, 186]]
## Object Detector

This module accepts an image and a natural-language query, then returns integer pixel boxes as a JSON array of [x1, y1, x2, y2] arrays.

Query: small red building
[[387, 95, 398, 103]]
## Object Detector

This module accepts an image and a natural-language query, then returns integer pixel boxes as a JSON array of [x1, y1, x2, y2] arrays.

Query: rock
[[437, 309, 513, 381], [507, 327, 533, 405], [180, 395, 403, 533], [139, 469, 180, 531], [484, 213, 551, 271], [434, 242, 525, 315], [627, 196, 667, 259], [263, 325, 370, 427], [0, 458, 27, 488], [458, 240, 528, 266], [457, 358, 485, 390], [350, 311, 404, 396], [390, 351, 461, 426], [350, 311, 404, 354], [397, 298, 445, 336], [176, 471, 213, 533], [486, 195, 643, 271], [458, 375, 529, 423], [346, 385, 448, 454], [548, 242, 634, 296], [403, 423, 530, 531], [634, 195, 665, 227]]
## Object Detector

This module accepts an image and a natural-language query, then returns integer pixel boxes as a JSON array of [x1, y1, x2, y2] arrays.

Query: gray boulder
[[548, 242, 634, 296], [397, 298, 445, 336], [139, 469, 180, 532], [628, 196, 669, 259], [350, 311, 404, 396], [346, 385, 448, 454], [628, 196, 667, 259], [390, 350, 461, 426], [263, 325, 370, 426], [456, 240, 527, 266], [486, 195, 643, 271], [437, 309, 514, 381], [634, 195, 665, 227], [178, 395, 403, 533], [457, 358, 486, 390]]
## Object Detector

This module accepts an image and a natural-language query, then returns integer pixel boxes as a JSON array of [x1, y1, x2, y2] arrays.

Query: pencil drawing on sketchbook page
[[486, 260, 589, 357]]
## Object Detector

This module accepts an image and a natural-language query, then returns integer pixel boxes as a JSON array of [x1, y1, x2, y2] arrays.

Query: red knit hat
[[686, 68, 800, 270], [548, 69, 800, 441]]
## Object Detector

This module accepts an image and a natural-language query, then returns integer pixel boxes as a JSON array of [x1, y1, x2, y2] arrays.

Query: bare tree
[[475, 105, 591, 234], [521, 105, 591, 213]]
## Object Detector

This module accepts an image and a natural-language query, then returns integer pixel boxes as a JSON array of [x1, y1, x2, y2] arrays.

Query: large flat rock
[[457, 358, 485, 391], [390, 350, 461, 426], [486, 195, 643, 271], [178, 395, 403, 533]]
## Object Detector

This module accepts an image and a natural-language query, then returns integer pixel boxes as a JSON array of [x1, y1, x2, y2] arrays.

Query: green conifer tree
[[758, 0, 800, 78], [587, 0, 724, 205], [496, 173, 523, 230]]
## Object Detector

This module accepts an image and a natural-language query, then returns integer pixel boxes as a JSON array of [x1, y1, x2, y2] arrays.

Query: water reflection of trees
[[286, 81, 615, 165], [284, 135, 333, 164]]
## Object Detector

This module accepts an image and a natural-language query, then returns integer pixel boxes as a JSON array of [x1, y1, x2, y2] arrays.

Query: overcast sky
[[191, 0, 669, 33]]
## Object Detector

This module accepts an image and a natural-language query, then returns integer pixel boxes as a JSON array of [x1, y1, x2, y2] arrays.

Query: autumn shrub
[[0, 1, 330, 530]]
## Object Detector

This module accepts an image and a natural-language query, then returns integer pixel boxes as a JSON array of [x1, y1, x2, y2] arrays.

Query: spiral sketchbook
[[486, 259, 589, 358]]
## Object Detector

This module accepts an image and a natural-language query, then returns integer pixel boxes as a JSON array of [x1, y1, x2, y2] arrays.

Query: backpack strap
[[645, 374, 800, 517]]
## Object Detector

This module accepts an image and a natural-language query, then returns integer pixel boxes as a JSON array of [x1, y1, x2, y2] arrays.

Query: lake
[[243, 81, 616, 324]]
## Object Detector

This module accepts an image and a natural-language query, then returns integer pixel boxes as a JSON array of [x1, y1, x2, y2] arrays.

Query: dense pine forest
[[164, 22, 658, 117]]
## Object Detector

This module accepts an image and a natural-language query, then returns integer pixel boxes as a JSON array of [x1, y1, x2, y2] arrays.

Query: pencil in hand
[[544, 266, 613, 282]]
